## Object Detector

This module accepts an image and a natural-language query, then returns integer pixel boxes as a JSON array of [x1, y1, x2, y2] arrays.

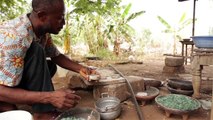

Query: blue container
[[191, 36, 213, 48]]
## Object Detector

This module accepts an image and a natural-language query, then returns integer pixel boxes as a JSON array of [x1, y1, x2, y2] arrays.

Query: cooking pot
[[95, 93, 121, 120], [167, 78, 193, 90]]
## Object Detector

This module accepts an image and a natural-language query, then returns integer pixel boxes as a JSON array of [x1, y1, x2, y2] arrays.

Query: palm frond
[[178, 12, 186, 24], [157, 16, 172, 31], [121, 3, 132, 19], [178, 18, 193, 31], [126, 11, 145, 23]]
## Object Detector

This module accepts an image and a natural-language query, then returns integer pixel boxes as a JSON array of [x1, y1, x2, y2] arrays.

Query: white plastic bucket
[[0, 110, 33, 120]]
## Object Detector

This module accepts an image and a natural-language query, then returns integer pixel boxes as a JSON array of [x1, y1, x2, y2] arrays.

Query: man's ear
[[37, 11, 47, 22]]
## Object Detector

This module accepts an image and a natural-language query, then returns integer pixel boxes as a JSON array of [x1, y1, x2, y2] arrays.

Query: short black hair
[[32, 0, 64, 12]]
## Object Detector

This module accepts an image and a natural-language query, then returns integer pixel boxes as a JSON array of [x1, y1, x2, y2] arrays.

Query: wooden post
[[211, 94, 213, 120]]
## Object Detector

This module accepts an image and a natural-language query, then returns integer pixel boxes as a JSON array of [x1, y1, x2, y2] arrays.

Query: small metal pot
[[95, 93, 121, 120], [98, 108, 121, 120]]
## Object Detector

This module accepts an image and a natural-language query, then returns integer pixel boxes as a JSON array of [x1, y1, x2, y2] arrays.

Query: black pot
[[167, 78, 193, 90], [166, 83, 193, 96]]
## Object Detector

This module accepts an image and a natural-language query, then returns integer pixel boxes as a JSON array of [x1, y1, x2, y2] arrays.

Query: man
[[0, 0, 98, 119]]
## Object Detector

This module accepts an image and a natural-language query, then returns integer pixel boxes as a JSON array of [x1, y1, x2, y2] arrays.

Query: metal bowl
[[191, 36, 213, 48], [155, 94, 201, 115], [95, 95, 121, 113], [55, 107, 100, 120], [98, 108, 121, 120], [95, 94, 121, 120]]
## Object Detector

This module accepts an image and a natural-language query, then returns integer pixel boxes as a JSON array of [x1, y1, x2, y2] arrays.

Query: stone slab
[[162, 65, 185, 74], [93, 76, 144, 102], [143, 77, 162, 88], [165, 56, 184, 67], [68, 74, 89, 89]]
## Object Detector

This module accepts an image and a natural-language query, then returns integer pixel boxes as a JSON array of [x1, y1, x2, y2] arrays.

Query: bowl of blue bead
[[191, 36, 213, 48]]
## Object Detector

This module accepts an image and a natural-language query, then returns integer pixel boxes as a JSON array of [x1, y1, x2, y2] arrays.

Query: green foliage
[[53, 0, 144, 57], [51, 30, 64, 47], [64, 0, 124, 55], [121, 3, 132, 19], [126, 11, 145, 23], [139, 29, 153, 49], [157, 16, 172, 33], [157, 12, 193, 54], [0, 0, 29, 22], [94, 48, 117, 60], [72, 0, 121, 15], [107, 3, 145, 55], [0, 0, 143, 59], [157, 12, 193, 39]]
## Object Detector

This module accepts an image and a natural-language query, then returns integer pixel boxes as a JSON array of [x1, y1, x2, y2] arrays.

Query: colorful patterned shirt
[[0, 14, 60, 87]]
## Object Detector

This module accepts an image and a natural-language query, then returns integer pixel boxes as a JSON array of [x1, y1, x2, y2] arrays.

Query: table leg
[[192, 72, 201, 98], [191, 56, 202, 98], [190, 45, 194, 63], [185, 44, 188, 65], [181, 43, 184, 56], [211, 95, 213, 120]]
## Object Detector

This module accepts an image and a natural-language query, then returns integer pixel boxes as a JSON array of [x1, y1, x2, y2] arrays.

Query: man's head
[[31, 0, 65, 35]]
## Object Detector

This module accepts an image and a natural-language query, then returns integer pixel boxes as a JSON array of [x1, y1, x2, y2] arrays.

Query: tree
[[0, 0, 29, 22], [157, 12, 193, 55], [69, 0, 123, 54], [63, 0, 73, 54], [108, 3, 145, 55], [53, 0, 144, 57]]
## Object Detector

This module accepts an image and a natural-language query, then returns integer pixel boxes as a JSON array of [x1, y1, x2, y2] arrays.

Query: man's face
[[43, 2, 65, 34]]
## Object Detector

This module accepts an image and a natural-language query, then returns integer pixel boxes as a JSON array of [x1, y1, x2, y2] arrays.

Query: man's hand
[[79, 67, 101, 81], [49, 89, 81, 110]]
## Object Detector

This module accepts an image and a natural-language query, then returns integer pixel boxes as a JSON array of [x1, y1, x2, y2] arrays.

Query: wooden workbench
[[191, 49, 213, 98], [191, 48, 213, 120]]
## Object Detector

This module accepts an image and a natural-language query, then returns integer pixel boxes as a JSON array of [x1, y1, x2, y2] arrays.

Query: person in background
[[0, 0, 99, 119]]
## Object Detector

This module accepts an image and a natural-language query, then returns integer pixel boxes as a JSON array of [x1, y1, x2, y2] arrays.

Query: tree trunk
[[64, 33, 71, 54]]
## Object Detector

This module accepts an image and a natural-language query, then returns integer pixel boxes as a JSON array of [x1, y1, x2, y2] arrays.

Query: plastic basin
[[191, 36, 213, 48], [0, 110, 33, 120]]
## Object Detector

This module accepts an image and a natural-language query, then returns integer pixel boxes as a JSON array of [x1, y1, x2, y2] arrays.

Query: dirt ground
[[51, 57, 212, 120]]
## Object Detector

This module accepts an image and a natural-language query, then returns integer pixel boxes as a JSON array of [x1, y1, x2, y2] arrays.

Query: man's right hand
[[49, 89, 81, 110]]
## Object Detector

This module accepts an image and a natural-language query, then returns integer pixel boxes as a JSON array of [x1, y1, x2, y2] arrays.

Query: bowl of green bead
[[155, 94, 201, 120]]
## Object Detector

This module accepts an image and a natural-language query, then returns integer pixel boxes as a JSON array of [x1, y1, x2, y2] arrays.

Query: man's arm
[[0, 85, 50, 104], [0, 85, 81, 109], [51, 54, 100, 80], [51, 54, 85, 73]]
